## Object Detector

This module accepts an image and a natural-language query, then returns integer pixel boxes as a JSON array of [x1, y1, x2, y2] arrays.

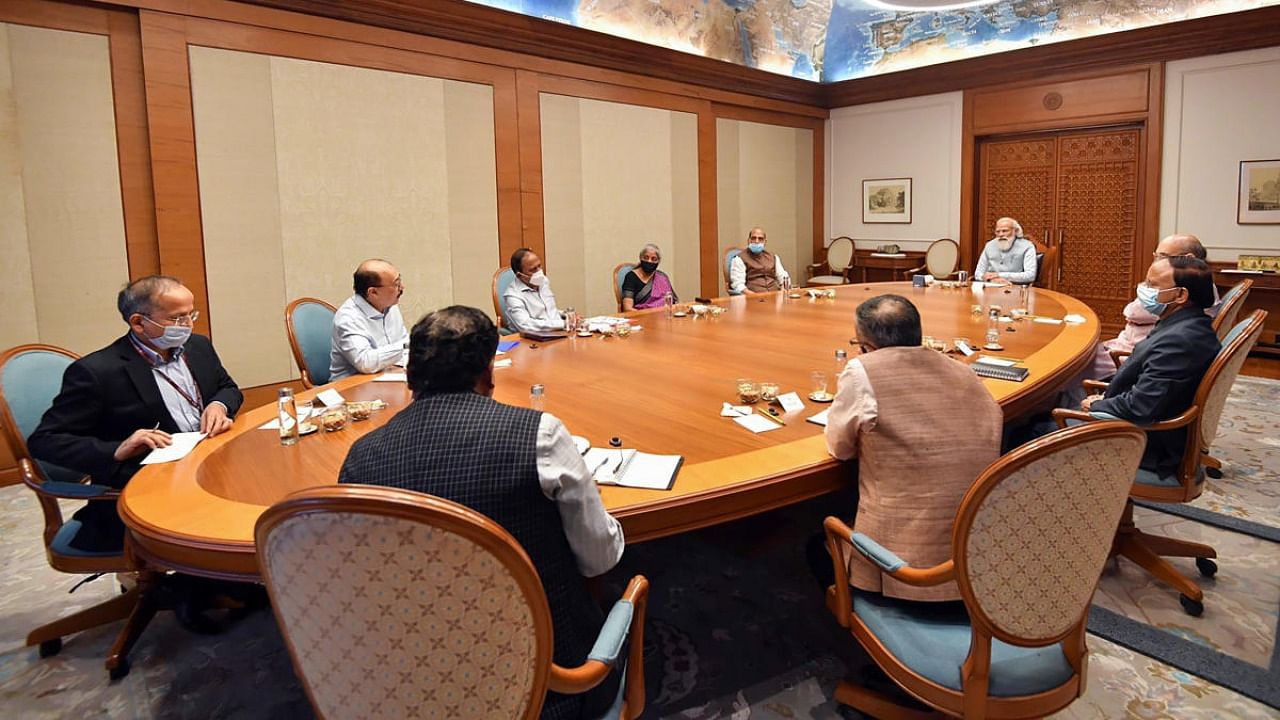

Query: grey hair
[[998, 217, 1024, 237], [117, 275, 183, 323], [638, 243, 662, 261]]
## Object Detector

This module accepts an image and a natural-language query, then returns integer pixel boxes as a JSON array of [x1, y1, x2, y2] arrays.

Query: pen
[[756, 409, 786, 427]]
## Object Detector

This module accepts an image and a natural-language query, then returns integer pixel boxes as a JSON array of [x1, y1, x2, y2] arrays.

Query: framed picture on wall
[[862, 178, 912, 224], [1238, 159, 1280, 224]]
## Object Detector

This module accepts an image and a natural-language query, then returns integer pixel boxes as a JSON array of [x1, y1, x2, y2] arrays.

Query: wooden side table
[[1212, 266, 1280, 358], [850, 250, 928, 283]]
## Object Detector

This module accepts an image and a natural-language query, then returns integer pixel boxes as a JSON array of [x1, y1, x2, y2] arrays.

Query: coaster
[[298, 422, 318, 436], [984, 343, 1004, 351], [576, 330, 592, 337], [672, 312, 687, 318], [808, 391, 834, 403]]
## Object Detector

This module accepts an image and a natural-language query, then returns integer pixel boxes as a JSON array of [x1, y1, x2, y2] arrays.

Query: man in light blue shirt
[[974, 216, 1037, 285], [503, 248, 567, 335], [329, 259, 409, 380]]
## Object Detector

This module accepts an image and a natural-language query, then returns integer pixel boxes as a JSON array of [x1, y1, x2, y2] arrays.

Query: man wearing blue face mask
[[29, 275, 242, 552], [729, 227, 791, 295]]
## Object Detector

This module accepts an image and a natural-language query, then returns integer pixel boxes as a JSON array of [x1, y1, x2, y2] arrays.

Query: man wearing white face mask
[[29, 275, 242, 552], [973, 217, 1037, 285], [504, 247, 567, 335], [729, 227, 790, 295]]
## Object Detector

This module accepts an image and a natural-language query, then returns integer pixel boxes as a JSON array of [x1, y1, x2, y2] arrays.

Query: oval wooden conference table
[[120, 283, 1098, 581]]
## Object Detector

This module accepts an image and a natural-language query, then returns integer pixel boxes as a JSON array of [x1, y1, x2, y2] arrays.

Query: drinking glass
[[810, 371, 828, 398], [760, 382, 780, 402], [736, 378, 760, 404], [615, 320, 632, 338]]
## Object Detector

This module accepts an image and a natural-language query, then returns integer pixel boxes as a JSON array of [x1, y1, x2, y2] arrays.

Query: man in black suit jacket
[[1083, 256, 1220, 475], [29, 275, 242, 552]]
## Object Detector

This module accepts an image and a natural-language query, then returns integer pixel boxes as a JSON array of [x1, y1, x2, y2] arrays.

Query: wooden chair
[[492, 266, 517, 333], [613, 262, 636, 311], [1210, 278, 1252, 341], [284, 297, 337, 388], [823, 420, 1146, 720], [1054, 309, 1267, 616], [0, 344, 160, 680], [1029, 238, 1059, 289], [806, 236, 855, 286], [722, 246, 743, 295], [899, 238, 959, 280], [256, 485, 649, 720]]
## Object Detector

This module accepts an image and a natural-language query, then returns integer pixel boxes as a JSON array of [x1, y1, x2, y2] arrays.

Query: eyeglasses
[[1153, 251, 1190, 260], [145, 311, 199, 327], [373, 277, 404, 289], [849, 338, 873, 354]]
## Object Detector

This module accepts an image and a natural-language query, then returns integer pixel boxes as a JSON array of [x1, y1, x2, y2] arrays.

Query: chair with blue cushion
[[823, 420, 1145, 719], [613, 262, 636, 312], [285, 297, 337, 388], [0, 344, 156, 679], [1210, 278, 1252, 341], [1054, 308, 1267, 616], [257, 485, 649, 719], [723, 246, 743, 296], [492, 266, 517, 333]]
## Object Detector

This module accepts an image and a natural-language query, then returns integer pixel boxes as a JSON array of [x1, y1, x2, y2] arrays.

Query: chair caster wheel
[[38, 638, 62, 658], [1179, 594, 1204, 617], [1205, 466, 1223, 479], [1196, 557, 1218, 577], [108, 657, 130, 681]]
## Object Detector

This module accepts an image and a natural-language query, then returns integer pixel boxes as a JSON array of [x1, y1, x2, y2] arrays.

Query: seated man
[[823, 295, 1002, 601], [729, 227, 790, 294], [504, 248, 567, 334], [339, 305, 624, 719], [329, 258, 408, 381], [973, 216, 1036, 286], [1082, 256, 1220, 476], [29, 275, 242, 552]]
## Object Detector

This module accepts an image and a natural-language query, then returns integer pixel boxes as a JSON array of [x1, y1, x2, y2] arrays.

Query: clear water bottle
[[986, 309, 1001, 346], [278, 388, 300, 446], [530, 384, 545, 412], [835, 348, 848, 376], [664, 292, 674, 318]]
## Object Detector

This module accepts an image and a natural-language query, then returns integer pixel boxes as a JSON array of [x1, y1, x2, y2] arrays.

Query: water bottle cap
[[278, 388, 293, 398], [835, 349, 847, 360], [530, 384, 545, 396]]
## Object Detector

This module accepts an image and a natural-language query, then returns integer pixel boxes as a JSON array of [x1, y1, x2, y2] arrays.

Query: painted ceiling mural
[[463, 0, 1279, 82]]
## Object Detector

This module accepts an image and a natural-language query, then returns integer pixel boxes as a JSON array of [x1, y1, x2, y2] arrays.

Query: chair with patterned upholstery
[[806, 236, 855, 286], [285, 298, 337, 389], [492, 266, 517, 333], [1054, 309, 1267, 616], [613, 262, 637, 312], [1210, 278, 1252, 341], [823, 420, 1145, 719], [0, 344, 161, 680], [722, 246, 743, 296], [899, 238, 960, 281], [256, 485, 649, 720]]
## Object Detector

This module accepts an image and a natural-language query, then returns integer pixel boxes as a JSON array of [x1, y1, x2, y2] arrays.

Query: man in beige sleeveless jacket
[[729, 227, 791, 294], [824, 295, 1002, 601]]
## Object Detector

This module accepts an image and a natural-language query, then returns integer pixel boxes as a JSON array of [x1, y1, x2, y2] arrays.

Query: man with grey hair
[[29, 275, 242, 552], [973, 216, 1037, 285]]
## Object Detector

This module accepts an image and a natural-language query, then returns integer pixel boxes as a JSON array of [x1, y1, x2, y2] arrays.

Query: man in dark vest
[[729, 226, 792, 294], [338, 305, 625, 720]]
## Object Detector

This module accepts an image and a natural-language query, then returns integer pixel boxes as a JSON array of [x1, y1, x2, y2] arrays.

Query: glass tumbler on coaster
[[736, 378, 761, 404], [809, 371, 832, 402], [278, 388, 299, 446]]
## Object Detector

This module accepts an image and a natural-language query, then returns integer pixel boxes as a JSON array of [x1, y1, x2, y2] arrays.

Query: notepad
[[140, 432, 206, 465], [806, 409, 830, 427], [975, 355, 1017, 367], [733, 413, 782, 433], [584, 448, 682, 491], [971, 364, 1030, 382]]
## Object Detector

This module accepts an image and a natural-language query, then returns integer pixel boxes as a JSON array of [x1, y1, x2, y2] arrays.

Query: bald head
[[353, 258, 403, 311], [1156, 234, 1206, 261]]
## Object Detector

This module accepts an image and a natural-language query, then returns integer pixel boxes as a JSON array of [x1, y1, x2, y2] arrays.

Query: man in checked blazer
[[339, 305, 625, 720]]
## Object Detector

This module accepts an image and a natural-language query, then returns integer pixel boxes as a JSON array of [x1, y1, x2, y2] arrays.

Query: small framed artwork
[[862, 178, 912, 224], [1238, 159, 1280, 224]]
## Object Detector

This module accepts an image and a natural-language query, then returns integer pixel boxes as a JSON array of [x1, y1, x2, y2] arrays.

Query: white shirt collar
[[354, 294, 387, 319]]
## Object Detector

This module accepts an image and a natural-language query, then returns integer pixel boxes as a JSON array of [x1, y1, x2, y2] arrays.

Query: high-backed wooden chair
[[900, 238, 959, 280], [613, 262, 636, 311], [823, 421, 1145, 719], [1029, 238, 1059, 289], [1210, 278, 1252, 341], [1054, 309, 1267, 615], [806, 236, 855, 286], [492, 266, 517, 333], [722, 246, 743, 295], [285, 297, 336, 388], [257, 486, 649, 720], [0, 344, 159, 680]]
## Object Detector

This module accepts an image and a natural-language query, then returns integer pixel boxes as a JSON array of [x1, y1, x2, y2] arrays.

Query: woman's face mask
[[639, 260, 659, 273]]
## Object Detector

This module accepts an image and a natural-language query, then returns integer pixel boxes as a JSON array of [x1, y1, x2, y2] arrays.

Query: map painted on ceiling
[[463, 0, 1279, 82]]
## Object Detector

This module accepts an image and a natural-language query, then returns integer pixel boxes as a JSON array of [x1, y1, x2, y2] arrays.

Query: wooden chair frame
[[1053, 309, 1268, 613], [806, 236, 855, 285], [722, 246, 743, 296], [613, 262, 637, 312], [284, 297, 337, 389], [824, 421, 1144, 719], [900, 239, 959, 281], [492, 266, 516, 330], [257, 485, 648, 720], [1210, 279, 1253, 340], [1030, 238, 1059, 289]]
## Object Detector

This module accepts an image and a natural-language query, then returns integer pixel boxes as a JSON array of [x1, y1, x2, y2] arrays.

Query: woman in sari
[[621, 243, 679, 311]]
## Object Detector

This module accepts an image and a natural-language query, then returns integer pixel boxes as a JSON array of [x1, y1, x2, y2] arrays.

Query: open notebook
[[583, 448, 682, 491]]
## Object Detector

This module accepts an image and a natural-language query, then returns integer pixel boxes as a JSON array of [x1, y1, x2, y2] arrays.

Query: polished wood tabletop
[[120, 283, 1098, 580]]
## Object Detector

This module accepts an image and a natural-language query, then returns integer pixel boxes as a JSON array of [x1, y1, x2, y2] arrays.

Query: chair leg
[[105, 570, 163, 680], [1202, 452, 1223, 479], [26, 585, 139, 651], [833, 680, 947, 719], [1137, 533, 1216, 560], [1114, 533, 1203, 603]]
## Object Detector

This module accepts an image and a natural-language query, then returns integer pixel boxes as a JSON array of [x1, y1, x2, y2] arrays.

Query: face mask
[[1136, 283, 1170, 316], [527, 270, 547, 287], [639, 260, 658, 273], [748, 243, 765, 254], [996, 238, 1014, 252], [142, 316, 192, 350]]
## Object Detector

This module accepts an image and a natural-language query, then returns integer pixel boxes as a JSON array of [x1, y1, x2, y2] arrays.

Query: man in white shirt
[[329, 258, 409, 380], [973, 217, 1037, 286], [729, 227, 791, 295], [504, 248, 566, 334]]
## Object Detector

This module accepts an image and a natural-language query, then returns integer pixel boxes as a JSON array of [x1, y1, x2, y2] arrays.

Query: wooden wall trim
[[697, 109, 718, 299], [515, 70, 546, 266], [0, 0, 110, 32], [710, 103, 824, 130], [826, 6, 1280, 108], [1140, 62, 1164, 277], [108, 10, 160, 278], [492, 70, 523, 271], [812, 122, 825, 266]]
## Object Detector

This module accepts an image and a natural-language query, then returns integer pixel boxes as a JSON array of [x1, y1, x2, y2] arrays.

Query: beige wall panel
[[794, 129, 815, 272], [189, 47, 291, 389], [443, 80, 500, 321], [668, 111, 701, 303], [540, 94, 587, 312], [0, 26, 38, 351], [4, 24, 128, 353], [716, 118, 743, 268]]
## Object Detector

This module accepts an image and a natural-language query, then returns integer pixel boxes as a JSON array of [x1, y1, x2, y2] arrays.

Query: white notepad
[[733, 413, 782, 433], [140, 432, 206, 465], [806, 409, 830, 427], [584, 448, 682, 491]]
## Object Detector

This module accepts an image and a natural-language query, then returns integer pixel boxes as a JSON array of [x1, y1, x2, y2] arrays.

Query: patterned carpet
[[1, 379, 1277, 719]]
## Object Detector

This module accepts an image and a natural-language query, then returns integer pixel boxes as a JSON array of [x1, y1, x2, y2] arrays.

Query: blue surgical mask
[[142, 316, 193, 349], [1135, 283, 1169, 316], [748, 243, 765, 254]]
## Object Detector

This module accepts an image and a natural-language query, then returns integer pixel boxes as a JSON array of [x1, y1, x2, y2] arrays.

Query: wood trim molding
[[697, 109, 718, 299], [1140, 62, 1164, 278], [515, 70, 545, 265], [0, 0, 110, 33], [108, 10, 161, 278]]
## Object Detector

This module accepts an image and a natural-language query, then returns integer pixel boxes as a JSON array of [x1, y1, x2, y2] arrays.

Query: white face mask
[[527, 270, 547, 287], [142, 316, 192, 350]]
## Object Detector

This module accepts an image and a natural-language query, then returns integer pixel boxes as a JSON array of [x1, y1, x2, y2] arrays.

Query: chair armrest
[[851, 533, 905, 572], [1082, 379, 1109, 393], [899, 263, 925, 281], [806, 262, 828, 281], [1053, 406, 1197, 432], [549, 575, 649, 697], [19, 459, 117, 500], [825, 518, 955, 588], [1109, 349, 1131, 369]]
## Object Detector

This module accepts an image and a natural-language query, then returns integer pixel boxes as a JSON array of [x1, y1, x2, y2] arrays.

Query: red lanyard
[[130, 341, 205, 414]]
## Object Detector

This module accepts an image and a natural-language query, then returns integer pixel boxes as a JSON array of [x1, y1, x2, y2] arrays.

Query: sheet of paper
[[494, 358, 513, 369], [1033, 317, 1063, 325], [733, 413, 782, 433], [776, 392, 805, 413], [258, 404, 313, 430], [806, 409, 830, 426], [975, 355, 1017, 367], [315, 388, 346, 407], [720, 403, 751, 417], [584, 448, 630, 476], [373, 372, 407, 382], [611, 452, 682, 490], [1063, 314, 1087, 324], [140, 432, 206, 465], [955, 341, 976, 357]]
